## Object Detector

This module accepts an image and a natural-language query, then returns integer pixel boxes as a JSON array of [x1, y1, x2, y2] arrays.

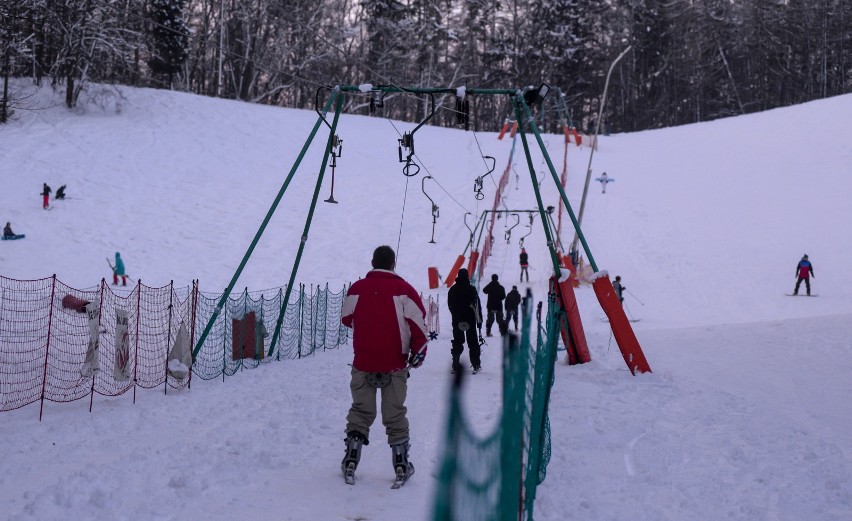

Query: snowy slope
[[0, 82, 850, 521]]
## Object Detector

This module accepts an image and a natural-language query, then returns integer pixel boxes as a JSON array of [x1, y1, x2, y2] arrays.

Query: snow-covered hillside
[[0, 82, 849, 521]]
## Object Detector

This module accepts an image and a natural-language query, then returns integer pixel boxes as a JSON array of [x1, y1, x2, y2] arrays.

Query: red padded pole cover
[[428, 267, 440, 289], [552, 275, 591, 365], [467, 250, 480, 278], [593, 275, 651, 374], [444, 255, 465, 287]]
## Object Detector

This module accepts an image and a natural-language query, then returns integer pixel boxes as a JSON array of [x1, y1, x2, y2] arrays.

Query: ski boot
[[390, 440, 415, 488], [341, 431, 367, 485]]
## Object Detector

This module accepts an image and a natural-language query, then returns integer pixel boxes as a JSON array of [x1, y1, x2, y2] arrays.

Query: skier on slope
[[55, 185, 67, 200], [41, 183, 52, 209], [112, 252, 127, 286], [504, 285, 521, 332], [4, 222, 15, 238], [597, 172, 613, 194], [340, 245, 428, 486], [447, 268, 483, 374], [482, 274, 508, 336], [613, 275, 626, 304], [519, 248, 529, 282], [793, 254, 815, 296]]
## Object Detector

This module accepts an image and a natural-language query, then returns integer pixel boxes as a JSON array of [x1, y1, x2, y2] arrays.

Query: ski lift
[[473, 155, 496, 200], [504, 213, 519, 244], [324, 134, 343, 204], [397, 92, 436, 177], [520, 212, 534, 247], [421, 175, 439, 244], [370, 89, 386, 114], [463, 212, 474, 250]]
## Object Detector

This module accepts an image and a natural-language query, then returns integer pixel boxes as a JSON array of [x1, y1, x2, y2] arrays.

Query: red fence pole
[[38, 275, 57, 421]]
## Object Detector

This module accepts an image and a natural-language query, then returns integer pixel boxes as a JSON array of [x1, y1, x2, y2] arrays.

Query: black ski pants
[[794, 277, 811, 295], [505, 308, 519, 331], [451, 323, 480, 370], [486, 308, 507, 335]]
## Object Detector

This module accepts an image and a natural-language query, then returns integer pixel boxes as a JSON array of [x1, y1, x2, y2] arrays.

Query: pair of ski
[[343, 462, 414, 489]]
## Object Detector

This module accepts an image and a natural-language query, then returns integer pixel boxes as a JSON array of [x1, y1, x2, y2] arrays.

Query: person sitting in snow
[[55, 185, 66, 200], [4, 222, 15, 238], [793, 254, 815, 296]]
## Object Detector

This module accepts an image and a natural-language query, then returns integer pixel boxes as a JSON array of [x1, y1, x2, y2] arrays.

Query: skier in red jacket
[[340, 245, 428, 486]]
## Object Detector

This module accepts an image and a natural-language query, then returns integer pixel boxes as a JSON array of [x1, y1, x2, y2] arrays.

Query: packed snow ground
[[0, 82, 850, 521]]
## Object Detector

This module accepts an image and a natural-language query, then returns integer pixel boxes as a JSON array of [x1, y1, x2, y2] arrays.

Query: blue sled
[[2, 234, 25, 240]]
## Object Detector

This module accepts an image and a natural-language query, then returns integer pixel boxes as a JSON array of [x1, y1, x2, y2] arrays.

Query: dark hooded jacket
[[482, 277, 506, 311], [448, 270, 482, 326], [504, 288, 521, 311]]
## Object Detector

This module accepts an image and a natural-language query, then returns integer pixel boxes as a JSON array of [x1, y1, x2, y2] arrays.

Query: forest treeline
[[1, 0, 850, 133]]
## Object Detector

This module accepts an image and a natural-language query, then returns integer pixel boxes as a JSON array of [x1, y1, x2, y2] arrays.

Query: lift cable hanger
[[463, 212, 475, 251], [323, 134, 343, 203], [473, 155, 496, 200], [421, 175, 440, 244], [397, 91, 437, 177], [520, 213, 534, 247], [504, 213, 520, 244]]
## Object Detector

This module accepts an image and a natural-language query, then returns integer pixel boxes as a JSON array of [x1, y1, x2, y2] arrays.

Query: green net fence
[[432, 289, 562, 521], [191, 283, 349, 380]]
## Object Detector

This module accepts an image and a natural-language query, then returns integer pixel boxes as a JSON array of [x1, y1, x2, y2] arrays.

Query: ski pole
[[626, 288, 644, 305], [623, 301, 635, 321]]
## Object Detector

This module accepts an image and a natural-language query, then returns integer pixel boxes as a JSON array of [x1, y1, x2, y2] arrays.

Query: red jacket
[[342, 270, 428, 372]]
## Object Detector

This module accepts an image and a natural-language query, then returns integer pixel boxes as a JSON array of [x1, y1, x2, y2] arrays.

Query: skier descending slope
[[340, 246, 428, 487]]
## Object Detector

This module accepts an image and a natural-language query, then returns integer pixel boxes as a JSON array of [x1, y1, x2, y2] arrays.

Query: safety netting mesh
[[0, 276, 349, 414], [191, 283, 349, 379], [432, 290, 561, 521]]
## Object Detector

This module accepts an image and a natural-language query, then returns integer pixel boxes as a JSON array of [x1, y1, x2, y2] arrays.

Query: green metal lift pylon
[[192, 88, 342, 359], [191, 84, 648, 374]]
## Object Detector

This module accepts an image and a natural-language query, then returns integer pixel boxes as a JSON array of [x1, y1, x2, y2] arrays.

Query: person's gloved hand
[[408, 348, 426, 368]]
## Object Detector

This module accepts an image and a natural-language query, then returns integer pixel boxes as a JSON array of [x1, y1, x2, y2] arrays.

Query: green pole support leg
[[517, 95, 600, 272], [514, 97, 563, 278], [192, 88, 341, 360], [268, 92, 344, 358]]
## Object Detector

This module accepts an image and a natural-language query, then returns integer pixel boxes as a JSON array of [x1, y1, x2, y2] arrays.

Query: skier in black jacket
[[447, 268, 483, 373], [482, 274, 507, 336], [504, 286, 521, 332]]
